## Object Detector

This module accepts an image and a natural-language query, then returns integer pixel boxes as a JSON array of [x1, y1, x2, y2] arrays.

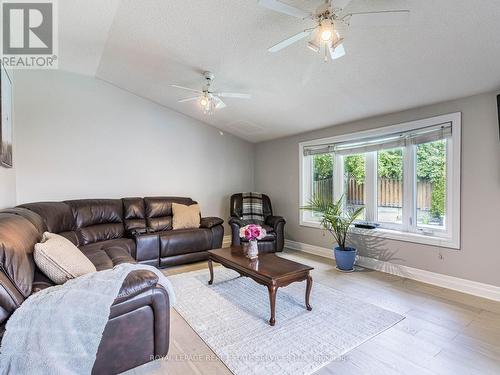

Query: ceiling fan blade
[[216, 93, 251, 99], [213, 96, 227, 109], [269, 30, 312, 52], [169, 84, 203, 94], [329, 43, 346, 60], [333, 0, 353, 10], [178, 97, 199, 103], [258, 0, 311, 19], [348, 10, 410, 28]]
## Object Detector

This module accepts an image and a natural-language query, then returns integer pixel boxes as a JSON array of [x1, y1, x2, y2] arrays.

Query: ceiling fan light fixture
[[319, 19, 334, 42], [199, 96, 209, 107], [307, 40, 320, 53], [172, 71, 248, 114], [330, 43, 346, 60], [200, 94, 214, 115]]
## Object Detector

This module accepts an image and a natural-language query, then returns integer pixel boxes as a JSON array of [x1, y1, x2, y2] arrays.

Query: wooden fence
[[312, 177, 432, 209], [312, 178, 333, 203]]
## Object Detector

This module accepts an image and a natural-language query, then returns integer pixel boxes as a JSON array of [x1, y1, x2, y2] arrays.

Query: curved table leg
[[208, 259, 214, 285], [268, 285, 277, 326], [305, 275, 312, 311]]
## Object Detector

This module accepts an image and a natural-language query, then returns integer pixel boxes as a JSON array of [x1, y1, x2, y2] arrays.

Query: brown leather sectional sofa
[[0, 196, 224, 374]]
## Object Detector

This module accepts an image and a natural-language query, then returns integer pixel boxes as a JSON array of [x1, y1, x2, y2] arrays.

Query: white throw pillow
[[34, 232, 97, 284], [172, 203, 201, 230]]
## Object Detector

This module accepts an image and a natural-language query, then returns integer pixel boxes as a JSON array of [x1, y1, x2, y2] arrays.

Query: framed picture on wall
[[1, 62, 13, 168]]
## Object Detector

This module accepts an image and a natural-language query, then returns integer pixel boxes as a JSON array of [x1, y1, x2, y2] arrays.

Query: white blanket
[[0, 263, 175, 375]]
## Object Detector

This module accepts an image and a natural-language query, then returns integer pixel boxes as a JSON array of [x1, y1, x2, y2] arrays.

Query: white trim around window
[[299, 112, 461, 249]]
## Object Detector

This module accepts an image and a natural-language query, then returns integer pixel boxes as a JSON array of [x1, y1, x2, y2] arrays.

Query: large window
[[300, 113, 461, 249]]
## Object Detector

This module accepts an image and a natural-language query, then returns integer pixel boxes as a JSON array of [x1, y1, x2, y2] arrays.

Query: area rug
[[169, 268, 404, 375]]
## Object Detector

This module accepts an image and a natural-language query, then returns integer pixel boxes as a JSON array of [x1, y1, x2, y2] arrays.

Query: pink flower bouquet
[[239, 224, 267, 241]]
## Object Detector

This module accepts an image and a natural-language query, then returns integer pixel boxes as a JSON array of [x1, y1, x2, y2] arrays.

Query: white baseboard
[[222, 235, 232, 248], [285, 240, 500, 302]]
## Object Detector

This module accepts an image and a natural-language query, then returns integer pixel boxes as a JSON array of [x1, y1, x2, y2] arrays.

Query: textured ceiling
[[59, 0, 500, 142]]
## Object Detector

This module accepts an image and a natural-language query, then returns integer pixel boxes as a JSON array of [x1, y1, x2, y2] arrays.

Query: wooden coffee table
[[207, 246, 314, 326]]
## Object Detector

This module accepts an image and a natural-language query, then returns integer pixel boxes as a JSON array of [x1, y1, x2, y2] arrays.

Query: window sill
[[299, 220, 460, 249]]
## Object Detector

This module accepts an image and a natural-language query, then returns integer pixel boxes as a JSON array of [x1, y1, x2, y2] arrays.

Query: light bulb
[[319, 20, 334, 42], [321, 30, 332, 42], [200, 97, 208, 107]]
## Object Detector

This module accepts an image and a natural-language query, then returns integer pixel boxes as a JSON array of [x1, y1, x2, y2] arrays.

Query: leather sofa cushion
[[19, 202, 74, 234], [123, 198, 146, 232], [1, 207, 46, 234], [78, 223, 125, 246], [0, 213, 39, 298], [66, 200, 124, 245], [32, 269, 55, 293], [148, 217, 172, 232], [160, 228, 212, 257], [144, 197, 195, 232], [79, 238, 136, 271]]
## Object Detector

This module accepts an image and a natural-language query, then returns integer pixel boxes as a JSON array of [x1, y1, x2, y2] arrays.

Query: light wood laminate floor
[[128, 249, 500, 375]]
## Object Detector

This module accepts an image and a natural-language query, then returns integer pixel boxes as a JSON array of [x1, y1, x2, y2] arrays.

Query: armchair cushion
[[200, 217, 224, 228]]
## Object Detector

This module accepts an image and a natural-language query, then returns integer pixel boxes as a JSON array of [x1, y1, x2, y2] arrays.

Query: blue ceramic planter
[[334, 246, 357, 271]]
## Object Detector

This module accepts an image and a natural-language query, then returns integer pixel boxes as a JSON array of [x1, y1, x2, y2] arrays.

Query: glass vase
[[246, 240, 259, 260]]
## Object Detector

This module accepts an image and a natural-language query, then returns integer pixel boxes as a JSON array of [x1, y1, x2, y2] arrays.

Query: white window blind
[[303, 123, 452, 156]]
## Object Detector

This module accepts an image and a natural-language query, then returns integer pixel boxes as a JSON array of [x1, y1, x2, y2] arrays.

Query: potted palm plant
[[302, 196, 363, 272]]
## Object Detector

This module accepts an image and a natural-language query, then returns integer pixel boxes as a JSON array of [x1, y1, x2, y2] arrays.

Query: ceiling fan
[[259, 0, 409, 62], [170, 72, 251, 115]]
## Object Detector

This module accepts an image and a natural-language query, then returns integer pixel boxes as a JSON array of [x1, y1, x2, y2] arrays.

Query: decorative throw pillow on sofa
[[34, 232, 97, 284], [172, 203, 201, 230]]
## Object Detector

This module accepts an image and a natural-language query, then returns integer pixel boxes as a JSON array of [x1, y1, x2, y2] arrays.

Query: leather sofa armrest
[[229, 217, 246, 247], [113, 270, 159, 305], [127, 232, 160, 266], [266, 215, 286, 252], [96, 279, 170, 374], [200, 217, 224, 229], [265, 215, 286, 229], [228, 217, 246, 227]]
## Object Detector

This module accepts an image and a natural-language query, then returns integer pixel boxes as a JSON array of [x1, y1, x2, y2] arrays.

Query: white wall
[[13, 70, 254, 226], [255, 92, 500, 287], [0, 168, 16, 208], [0, 68, 16, 209]]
